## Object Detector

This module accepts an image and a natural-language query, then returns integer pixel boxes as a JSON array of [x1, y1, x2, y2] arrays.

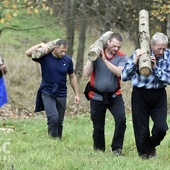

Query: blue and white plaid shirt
[[121, 49, 170, 89]]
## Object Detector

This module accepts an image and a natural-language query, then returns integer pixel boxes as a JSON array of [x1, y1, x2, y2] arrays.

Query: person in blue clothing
[[26, 40, 80, 139], [0, 54, 8, 108], [121, 32, 170, 159]]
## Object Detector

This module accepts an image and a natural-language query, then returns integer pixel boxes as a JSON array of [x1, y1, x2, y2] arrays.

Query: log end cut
[[139, 67, 151, 77], [88, 51, 98, 61]]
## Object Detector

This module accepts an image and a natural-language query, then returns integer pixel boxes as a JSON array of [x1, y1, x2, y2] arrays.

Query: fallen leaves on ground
[[0, 104, 45, 120]]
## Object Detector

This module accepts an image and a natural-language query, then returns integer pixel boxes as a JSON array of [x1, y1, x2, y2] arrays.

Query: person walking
[[121, 32, 170, 159], [26, 39, 80, 139], [84, 33, 128, 156]]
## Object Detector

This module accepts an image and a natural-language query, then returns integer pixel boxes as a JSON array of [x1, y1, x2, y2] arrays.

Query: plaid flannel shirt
[[121, 49, 170, 89]]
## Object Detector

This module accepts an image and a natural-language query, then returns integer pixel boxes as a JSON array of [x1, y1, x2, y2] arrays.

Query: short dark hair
[[56, 39, 68, 47], [108, 33, 123, 42]]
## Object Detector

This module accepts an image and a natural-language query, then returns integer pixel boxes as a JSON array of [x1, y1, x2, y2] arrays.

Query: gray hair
[[151, 32, 168, 45]]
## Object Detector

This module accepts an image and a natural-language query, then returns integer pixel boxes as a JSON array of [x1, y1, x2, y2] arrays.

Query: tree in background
[[74, 0, 90, 82], [0, 0, 169, 81], [86, 0, 170, 46]]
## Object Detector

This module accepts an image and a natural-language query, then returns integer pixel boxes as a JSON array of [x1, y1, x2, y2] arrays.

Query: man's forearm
[[84, 60, 94, 77]]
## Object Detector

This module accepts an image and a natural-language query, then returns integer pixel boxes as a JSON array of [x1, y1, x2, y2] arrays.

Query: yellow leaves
[[49, 8, 53, 15], [151, 1, 170, 22], [6, 13, 12, 20], [41, 2, 53, 13], [34, 9, 39, 14], [0, 0, 53, 25], [0, 12, 13, 24], [27, 8, 33, 14], [0, 18, 5, 24], [13, 13, 18, 17], [28, 1, 33, 6], [41, 3, 46, 10], [0, 18, 9, 25], [27, 8, 40, 15], [45, 6, 49, 11], [12, 4, 17, 10], [2, 0, 10, 8]]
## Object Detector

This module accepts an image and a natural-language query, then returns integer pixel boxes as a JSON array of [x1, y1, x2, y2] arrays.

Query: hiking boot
[[112, 148, 124, 156], [149, 147, 156, 158], [139, 153, 149, 160]]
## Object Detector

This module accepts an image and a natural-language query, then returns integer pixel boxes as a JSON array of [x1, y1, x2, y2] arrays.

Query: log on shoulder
[[88, 31, 113, 61], [32, 39, 60, 59], [138, 9, 151, 76]]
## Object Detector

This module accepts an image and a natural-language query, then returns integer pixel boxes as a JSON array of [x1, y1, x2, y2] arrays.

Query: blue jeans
[[90, 94, 126, 152], [42, 93, 66, 138]]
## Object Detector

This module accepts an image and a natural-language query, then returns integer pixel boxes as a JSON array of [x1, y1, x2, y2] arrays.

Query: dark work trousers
[[90, 94, 126, 152], [42, 93, 66, 139], [132, 87, 168, 156]]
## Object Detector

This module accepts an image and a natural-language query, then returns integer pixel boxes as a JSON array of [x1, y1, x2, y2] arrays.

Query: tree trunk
[[65, 0, 75, 56], [75, 0, 88, 82], [138, 9, 151, 76], [104, 0, 113, 32], [167, 14, 170, 48]]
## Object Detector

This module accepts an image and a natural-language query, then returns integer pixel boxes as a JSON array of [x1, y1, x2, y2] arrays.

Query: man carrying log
[[84, 33, 128, 156], [26, 40, 80, 139], [121, 32, 170, 159]]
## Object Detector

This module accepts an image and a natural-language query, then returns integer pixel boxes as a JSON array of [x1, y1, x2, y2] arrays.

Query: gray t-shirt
[[89, 51, 128, 101]]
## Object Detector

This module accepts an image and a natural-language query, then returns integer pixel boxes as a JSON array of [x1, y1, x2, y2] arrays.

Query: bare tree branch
[[0, 21, 59, 35]]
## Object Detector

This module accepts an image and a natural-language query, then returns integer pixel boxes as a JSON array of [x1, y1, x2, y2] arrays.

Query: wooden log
[[138, 9, 151, 76], [32, 39, 60, 59], [0, 54, 3, 66], [88, 31, 113, 61]]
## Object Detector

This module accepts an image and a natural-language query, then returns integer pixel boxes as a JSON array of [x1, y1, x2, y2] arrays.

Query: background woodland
[[0, 0, 170, 117]]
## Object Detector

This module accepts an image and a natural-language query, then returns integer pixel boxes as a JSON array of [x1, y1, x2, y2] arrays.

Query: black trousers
[[132, 87, 168, 155], [90, 94, 126, 152]]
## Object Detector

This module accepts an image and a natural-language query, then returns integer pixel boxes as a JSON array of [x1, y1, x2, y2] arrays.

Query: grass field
[[0, 113, 170, 170]]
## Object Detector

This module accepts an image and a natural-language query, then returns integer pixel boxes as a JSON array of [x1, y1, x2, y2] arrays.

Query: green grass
[[0, 113, 170, 170]]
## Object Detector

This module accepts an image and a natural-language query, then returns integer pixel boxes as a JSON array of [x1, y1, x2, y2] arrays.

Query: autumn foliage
[[0, 0, 52, 25]]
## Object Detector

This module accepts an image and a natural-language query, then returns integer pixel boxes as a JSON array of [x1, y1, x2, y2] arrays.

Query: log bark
[[88, 31, 113, 61], [32, 39, 60, 59], [167, 14, 170, 48], [138, 9, 151, 76], [0, 54, 3, 66]]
